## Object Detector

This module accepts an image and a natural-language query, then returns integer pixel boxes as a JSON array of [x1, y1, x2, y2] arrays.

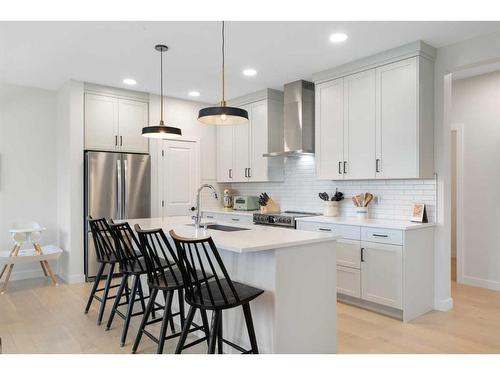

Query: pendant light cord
[[160, 48, 164, 125], [221, 20, 226, 106]]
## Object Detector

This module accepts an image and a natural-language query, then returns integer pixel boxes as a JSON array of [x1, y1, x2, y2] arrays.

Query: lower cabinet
[[203, 211, 254, 226], [337, 265, 361, 298], [360, 242, 403, 309]]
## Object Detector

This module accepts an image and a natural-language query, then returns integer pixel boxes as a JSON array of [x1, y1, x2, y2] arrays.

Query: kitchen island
[[126, 216, 339, 354]]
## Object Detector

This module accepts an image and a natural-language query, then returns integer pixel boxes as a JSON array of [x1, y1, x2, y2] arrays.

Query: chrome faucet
[[193, 184, 219, 229]]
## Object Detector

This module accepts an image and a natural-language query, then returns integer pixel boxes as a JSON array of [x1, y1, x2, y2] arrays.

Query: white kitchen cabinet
[[343, 69, 376, 179], [337, 265, 361, 298], [315, 78, 344, 179], [360, 241, 403, 309], [118, 98, 149, 153], [203, 211, 254, 225], [336, 238, 362, 269], [216, 89, 284, 183], [313, 42, 435, 180], [216, 125, 234, 182], [85, 90, 149, 153], [84, 93, 119, 152]]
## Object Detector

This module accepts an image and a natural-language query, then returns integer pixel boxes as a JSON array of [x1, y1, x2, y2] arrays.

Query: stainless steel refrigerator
[[84, 151, 151, 280]]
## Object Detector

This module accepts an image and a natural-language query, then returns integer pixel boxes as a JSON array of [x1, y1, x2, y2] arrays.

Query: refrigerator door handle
[[123, 159, 128, 219], [117, 159, 122, 219]]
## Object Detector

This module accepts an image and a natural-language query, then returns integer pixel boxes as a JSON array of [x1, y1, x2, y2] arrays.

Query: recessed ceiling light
[[243, 68, 257, 77], [123, 78, 137, 85], [329, 33, 348, 43], [188, 91, 201, 97]]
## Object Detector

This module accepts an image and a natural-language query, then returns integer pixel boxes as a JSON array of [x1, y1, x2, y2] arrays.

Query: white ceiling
[[1, 21, 500, 102]]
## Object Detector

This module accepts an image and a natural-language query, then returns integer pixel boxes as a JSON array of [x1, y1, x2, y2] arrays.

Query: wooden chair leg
[[242, 303, 259, 354], [132, 288, 158, 354], [0, 245, 21, 294], [33, 243, 58, 285], [175, 305, 196, 354], [39, 261, 48, 276], [84, 262, 105, 314], [120, 274, 139, 346], [97, 263, 115, 325], [208, 310, 221, 354], [0, 264, 8, 280], [157, 290, 174, 354], [105, 274, 128, 331], [217, 312, 223, 354]]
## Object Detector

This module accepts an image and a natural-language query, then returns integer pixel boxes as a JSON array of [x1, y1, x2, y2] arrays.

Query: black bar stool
[[106, 221, 164, 347], [170, 230, 264, 354], [85, 217, 122, 325], [132, 224, 210, 354]]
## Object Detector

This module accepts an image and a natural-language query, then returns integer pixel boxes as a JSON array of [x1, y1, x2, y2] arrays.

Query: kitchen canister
[[356, 207, 369, 220], [324, 201, 340, 217]]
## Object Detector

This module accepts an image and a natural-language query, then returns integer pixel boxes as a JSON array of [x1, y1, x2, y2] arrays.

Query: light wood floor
[[1, 277, 500, 354]]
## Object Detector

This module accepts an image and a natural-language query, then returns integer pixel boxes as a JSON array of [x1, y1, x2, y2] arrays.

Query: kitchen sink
[[186, 224, 250, 232]]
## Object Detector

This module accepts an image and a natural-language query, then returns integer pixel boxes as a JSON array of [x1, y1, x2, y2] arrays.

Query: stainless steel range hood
[[264, 80, 315, 157]]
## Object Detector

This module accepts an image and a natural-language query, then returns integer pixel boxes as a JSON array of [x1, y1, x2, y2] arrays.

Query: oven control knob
[[268, 216, 275, 224]]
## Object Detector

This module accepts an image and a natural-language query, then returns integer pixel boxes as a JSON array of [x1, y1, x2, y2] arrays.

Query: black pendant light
[[142, 45, 182, 139], [198, 21, 248, 125]]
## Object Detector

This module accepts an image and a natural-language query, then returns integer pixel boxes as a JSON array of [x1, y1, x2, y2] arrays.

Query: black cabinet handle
[[231, 218, 240, 221], [206, 215, 214, 219], [120, 135, 123, 146], [376, 158, 381, 173], [115, 135, 118, 146], [338, 161, 342, 175], [319, 228, 332, 232], [343, 161, 347, 174], [361, 247, 365, 262], [248, 167, 251, 178], [372, 233, 388, 238], [229, 169, 232, 179]]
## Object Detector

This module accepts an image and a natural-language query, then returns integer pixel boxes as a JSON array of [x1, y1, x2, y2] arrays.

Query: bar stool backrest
[[169, 230, 241, 307], [88, 217, 118, 263], [134, 224, 182, 288], [109, 221, 144, 273]]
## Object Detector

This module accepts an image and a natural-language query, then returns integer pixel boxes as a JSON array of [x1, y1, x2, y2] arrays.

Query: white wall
[[451, 71, 500, 290], [434, 29, 500, 310], [0, 82, 58, 280]]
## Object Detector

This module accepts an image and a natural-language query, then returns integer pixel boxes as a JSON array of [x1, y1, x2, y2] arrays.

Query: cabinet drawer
[[204, 212, 252, 225], [361, 227, 403, 245], [337, 239, 361, 269], [337, 265, 361, 298], [296, 221, 360, 240]]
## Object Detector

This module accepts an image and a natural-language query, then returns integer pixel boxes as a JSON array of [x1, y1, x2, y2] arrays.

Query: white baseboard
[[463, 275, 500, 291], [435, 297, 453, 311]]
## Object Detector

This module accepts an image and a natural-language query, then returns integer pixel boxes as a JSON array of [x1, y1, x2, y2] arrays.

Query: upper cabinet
[[314, 41, 435, 180], [84, 85, 149, 153], [216, 89, 284, 183]]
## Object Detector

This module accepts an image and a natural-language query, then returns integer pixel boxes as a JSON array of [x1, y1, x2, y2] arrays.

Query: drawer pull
[[206, 215, 214, 219], [319, 228, 332, 232], [361, 247, 365, 262], [372, 233, 389, 238], [231, 218, 240, 221]]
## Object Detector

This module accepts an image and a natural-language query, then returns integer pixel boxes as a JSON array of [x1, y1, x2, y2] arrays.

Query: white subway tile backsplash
[[223, 156, 436, 222]]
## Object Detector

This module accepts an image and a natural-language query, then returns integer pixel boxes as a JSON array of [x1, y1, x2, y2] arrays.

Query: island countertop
[[125, 216, 339, 254]]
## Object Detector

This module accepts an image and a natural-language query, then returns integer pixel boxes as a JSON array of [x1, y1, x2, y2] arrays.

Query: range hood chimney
[[264, 80, 315, 157]]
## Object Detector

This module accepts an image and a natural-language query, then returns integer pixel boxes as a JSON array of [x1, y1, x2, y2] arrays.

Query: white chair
[[0, 221, 62, 294]]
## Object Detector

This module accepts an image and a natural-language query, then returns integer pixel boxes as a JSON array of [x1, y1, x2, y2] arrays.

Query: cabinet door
[[316, 79, 344, 180], [118, 98, 149, 153], [216, 125, 234, 182], [336, 239, 361, 269], [343, 70, 376, 179], [337, 265, 361, 298], [249, 100, 268, 182], [232, 104, 250, 182], [84, 93, 118, 151], [375, 57, 418, 179], [361, 241, 403, 308]]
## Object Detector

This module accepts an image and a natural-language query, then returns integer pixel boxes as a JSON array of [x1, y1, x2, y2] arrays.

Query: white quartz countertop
[[203, 208, 259, 216], [126, 216, 339, 253], [296, 215, 435, 231]]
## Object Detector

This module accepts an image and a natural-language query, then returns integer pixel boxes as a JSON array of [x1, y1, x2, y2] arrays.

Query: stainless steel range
[[253, 211, 319, 228]]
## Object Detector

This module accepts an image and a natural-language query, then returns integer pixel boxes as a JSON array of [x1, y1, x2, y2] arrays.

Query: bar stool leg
[[177, 289, 185, 329], [106, 273, 128, 330], [132, 288, 158, 354], [120, 274, 140, 346], [208, 310, 221, 354], [97, 263, 115, 325], [85, 262, 105, 314], [137, 278, 147, 314], [217, 312, 223, 354], [175, 305, 196, 354], [200, 309, 210, 345], [242, 303, 259, 354], [157, 290, 174, 354]]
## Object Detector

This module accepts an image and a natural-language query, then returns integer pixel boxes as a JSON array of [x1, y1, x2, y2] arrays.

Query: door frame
[[451, 123, 464, 284]]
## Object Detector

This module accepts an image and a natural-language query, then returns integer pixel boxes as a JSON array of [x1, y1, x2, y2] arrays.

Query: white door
[[216, 125, 234, 182], [160, 140, 200, 217], [375, 57, 418, 179], [337, 265, 361, 298], [343, 69, 376, 179], [249, 100, 268, 181], [232, 104, 250, 182], [361, 241, 403, 308], [84, 93, 119, 151], [316, 78, 344, 180], [118, 98, 149, 153]]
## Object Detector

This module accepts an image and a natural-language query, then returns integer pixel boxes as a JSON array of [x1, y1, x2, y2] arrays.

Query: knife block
[[260, 198, 280, 214]]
